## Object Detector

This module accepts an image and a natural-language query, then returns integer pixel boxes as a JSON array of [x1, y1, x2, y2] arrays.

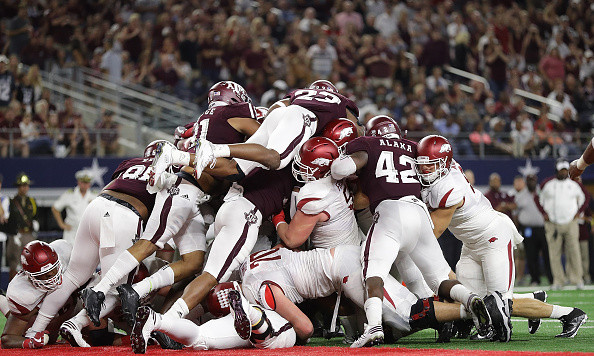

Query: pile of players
[[1, 80, 588, 351]]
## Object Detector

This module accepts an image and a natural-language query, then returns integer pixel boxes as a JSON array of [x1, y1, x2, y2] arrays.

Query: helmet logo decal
[[338, 127, 354, 140], [21, 255, 28, 266], [439, 143, 452, 153], [311, 157, 331, 166]]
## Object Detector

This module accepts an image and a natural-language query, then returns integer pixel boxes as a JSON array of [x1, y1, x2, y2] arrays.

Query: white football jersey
[[241, 248, 337, 305], [6, 240, 73, 316], [421, 160, 498, 245], [292, 177, 363, 249]]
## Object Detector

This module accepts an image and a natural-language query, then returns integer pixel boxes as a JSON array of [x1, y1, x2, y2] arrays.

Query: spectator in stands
[[307, 35, 337, 80], [363, 35, 396, 89], [579, 50, 594, 82], [0, 55, 16, 113], [65, 113, 91, 156], [100, 36, 123, 84], [5, 173, 38, 279], [261, 80, 288, 108], [0, 104, 28, 157], [0, 174, 8, 259], [485, 41, 509, 99], [539, 48, 566, 86], [94, 109, 120, 156], [51, 170, 97, 245], [419, 30, 450, 72], [515, 174, 553, 286], [335, 1, 363, 34], [299, 7, 320, 33], [511, 111, 535, 157], [426, 66, 448, 96], [19, 111, 52, 155], [537, 161, 587, 290], [6, 5, 31, 57]]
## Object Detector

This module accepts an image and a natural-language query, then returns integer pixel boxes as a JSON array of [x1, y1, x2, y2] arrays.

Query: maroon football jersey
[[104, 157, 156, 213], [192, 102, 257, 145], [345, 136, 420, 212], [242, 166, 295, 219], [287, 89, 359, 135]]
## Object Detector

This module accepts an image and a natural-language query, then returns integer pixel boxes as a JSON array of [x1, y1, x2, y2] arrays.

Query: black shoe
[[556, 308, 587, 338], [117, 284, 141, 327], [151, 331, 184, 350], [131, 306, 156, 354], [454, 319, 474, 339], [484, 292, 512, 342], [228, 289, 251, 340], [82, 288, 105, 327], [436, 322, 454, 343], [528, 290, 547, 334], [468, 294, 492, 337]]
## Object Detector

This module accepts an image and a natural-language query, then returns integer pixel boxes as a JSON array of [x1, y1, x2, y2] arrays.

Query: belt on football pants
[[99, 193, 142, 219]]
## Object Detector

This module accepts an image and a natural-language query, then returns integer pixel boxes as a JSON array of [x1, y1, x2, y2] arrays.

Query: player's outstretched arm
[[331, 151, 368, 180], [1, 311, 43, 349], [268, 284, 313, 342], [570, 137, 594, 179], [273, 210, 326, 249], [430, 202, 463, 238]]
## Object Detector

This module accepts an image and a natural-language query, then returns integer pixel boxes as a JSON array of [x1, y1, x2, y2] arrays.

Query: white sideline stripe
[[514, 285, 594, 292], [511, 318, 591, 323]]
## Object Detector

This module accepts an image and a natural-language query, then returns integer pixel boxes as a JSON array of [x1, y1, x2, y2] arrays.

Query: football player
[[85, 82, 261, 326], [330, 116, 491, 347], [569, 137, 594, 179], [1, 240, 73, 349], [129, 284, 296, 353], [150, 80, 362, 184], [415, 135, 587, 340]]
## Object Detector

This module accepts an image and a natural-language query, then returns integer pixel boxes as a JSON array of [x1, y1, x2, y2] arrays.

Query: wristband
[[577, 156, 589, 170], [212, 144, 231, 158], [172, 150, 191, 166]]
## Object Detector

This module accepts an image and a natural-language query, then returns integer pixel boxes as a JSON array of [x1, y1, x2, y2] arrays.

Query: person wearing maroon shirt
[[329, 116, 490, 348], [485, 172, 517, 219], [0, 106, 28, 157]]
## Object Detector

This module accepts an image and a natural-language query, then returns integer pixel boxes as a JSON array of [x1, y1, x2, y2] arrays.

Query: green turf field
[[1, 289, 592, 353]]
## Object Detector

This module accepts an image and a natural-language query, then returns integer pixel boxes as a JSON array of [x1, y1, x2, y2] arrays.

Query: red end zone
[[1, 344, 592, 356]]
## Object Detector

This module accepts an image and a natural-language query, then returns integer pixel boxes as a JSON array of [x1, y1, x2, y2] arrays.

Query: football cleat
[[556, 308, 587, 338], [117, 284, 141, 327], [483, 292, 512, 342], [60, 320, 91, 347], [82, 288, 105, 327], [467, 294, 492, 338], [528, 290, 547, 334], [436, 322, 454, 343], [131, 306, 158, 354], [228, 289, 251, 340], [350, 324, 384, 348], [151, 331, 184, 350], [192, 139, 216, 180], [148, 141, 174, 188], [453, 319, 474, 339]]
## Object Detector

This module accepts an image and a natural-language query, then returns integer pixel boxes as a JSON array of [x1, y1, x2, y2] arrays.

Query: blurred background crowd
[[0, 0, 593, 160]]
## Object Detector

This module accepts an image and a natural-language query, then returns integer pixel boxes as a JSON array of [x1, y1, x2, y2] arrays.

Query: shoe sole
[[471, 298, 492, 337], [556, 314, 588, 338], [59, 324, 86, 347], [117, 285, 140, 327], [131, 307, 151, 354], [489, 293, 512, 342], [229, 291, 251, 340]]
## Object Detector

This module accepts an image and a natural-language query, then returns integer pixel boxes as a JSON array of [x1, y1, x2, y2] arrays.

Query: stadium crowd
[[1, 0, 594, 158]]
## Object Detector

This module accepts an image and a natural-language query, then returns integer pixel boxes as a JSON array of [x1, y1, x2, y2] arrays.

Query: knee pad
[[259, 283, 277, 311], [409, 298, 439, 330]]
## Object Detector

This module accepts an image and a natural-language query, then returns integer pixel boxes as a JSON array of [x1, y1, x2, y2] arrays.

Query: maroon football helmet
[[365, 115, 404, 139], [255, 106, 269, 124], [322, 118, 358, 152], [292, 137, 340, 183], [208, 81, 251, 106], [308, 80, 338, 93], [21, 241, 63, 291], [415, 135, 454, 186], [205, 281, 240, 318]]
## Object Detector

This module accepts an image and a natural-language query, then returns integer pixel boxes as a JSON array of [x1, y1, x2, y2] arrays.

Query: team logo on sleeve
[[311, 157, 331, 167], [439, 144, 452, 153], [167, 186, 180, 196], [244, 209, 258, 226], [373, 212, 380, 224]]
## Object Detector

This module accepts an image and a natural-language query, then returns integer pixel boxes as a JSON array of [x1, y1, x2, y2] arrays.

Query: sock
[[550, 305, 574, 319], [449, 284, 473, 309], [512, 293, 534, 299], [164, 298, 190, 319], [94, 251, 140, 294], [133, 266, 175, 298], [364, 297, 383, 326], [69, 309, 91, 329], [0, 294, 9, 316], [460, 304, 469, 319], [212, 144, 231, 158], [172, 150, 191, 166]]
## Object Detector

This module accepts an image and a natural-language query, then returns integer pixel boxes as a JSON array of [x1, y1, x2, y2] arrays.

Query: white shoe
[[60, 320, 91, 347], [350, 324, 384, 348], [148, 142, 175, 190], [193, 139, 216, 179], [131, 306, 158, 354]]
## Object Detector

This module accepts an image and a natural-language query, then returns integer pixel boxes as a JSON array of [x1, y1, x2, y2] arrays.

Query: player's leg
[[26, 199, 104, 336], [394, 254, 434, 299], [164, 198, 262, 319]]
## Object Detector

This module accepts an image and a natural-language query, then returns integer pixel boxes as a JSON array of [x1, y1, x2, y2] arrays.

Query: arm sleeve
[[52, 192, 68, 211]]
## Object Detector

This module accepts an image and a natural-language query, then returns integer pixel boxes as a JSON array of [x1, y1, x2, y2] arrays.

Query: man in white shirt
[[306, 36, 338, 80], [51, 170, 97, 245], [536, 161, 587, 289]]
